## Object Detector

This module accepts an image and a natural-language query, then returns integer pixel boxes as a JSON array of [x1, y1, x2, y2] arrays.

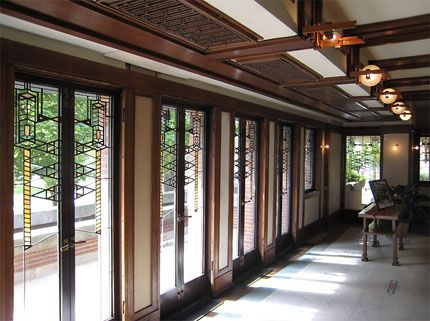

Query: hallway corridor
[[186, 225, 430, 321]]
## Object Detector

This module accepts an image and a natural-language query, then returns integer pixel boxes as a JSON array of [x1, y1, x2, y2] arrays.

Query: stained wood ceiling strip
[[281, 76, 355, 88], [369, 54, 430, 71], [206, 36, 314, 60], [384, 76, 430, 88]]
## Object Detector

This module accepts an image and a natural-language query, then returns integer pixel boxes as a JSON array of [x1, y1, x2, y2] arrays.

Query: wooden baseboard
[[296, 220, 324, 245], [136, 308, 159, 321]]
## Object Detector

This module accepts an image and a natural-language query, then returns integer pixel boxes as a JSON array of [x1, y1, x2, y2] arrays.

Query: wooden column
[[0, 61, 15, 321]]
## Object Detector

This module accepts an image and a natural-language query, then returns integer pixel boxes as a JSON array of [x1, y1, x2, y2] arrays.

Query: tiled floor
[[185, 224, 430, 321]]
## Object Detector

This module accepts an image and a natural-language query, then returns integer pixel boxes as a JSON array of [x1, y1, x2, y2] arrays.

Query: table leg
[[399, 223, 404, 250], [372, 234, 380, 247], [362, 218, 369, 262], [392, 220, 399, 266]]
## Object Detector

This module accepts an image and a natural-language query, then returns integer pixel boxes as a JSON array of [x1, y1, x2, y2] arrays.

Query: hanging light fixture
[[391, 101, 406, 115], [359, 65, 383, 87], [379, 88, 398, 104], [399, 110, 412, 121]]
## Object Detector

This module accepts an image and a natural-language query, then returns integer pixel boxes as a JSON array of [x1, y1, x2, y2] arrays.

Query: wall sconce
[[412, 145, 419, 150], [392, 144, 399, 152], [321, 144, 330, 149]]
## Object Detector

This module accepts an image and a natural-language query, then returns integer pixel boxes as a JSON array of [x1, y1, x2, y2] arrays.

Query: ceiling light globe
[[380, 88, 398, 104], [391, 102, 406, 115], [399, 110, 412, 121], [359, 65, 382, 87]]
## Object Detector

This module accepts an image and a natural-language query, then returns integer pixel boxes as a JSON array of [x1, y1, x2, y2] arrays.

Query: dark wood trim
[[384, 76, 430, 88], [136, 308, 160, 321], [369, 54, 430, 71], [291, 125, 302, 239], [0, 61, 14, 321], [121, 88, 136, 321], [206, 36, 313, 60], [381, 125, 414, 134], [258, 119, 269, 265], [346, 14, 430, 47], [401, 90, 430, 102], [340, 133, 346, 212], [296, 219, 324, 245], [0, 39, 349, 127], [148, 95, 161, 318], [208, 106, 220, 288], [280, 76, 355, 88]]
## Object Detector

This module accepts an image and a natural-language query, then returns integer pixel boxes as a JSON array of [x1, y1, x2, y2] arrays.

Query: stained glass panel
[[13, 80, 60, 321]]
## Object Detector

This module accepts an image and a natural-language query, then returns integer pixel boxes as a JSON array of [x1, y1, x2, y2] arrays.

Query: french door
[[159, 103, 207, 317], [232, 117, 258, 276], [276, 125, 294, 249], [13, 78, 117, 321]]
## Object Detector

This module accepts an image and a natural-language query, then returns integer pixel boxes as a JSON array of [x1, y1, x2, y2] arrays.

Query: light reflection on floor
[[194, 226, 430, 321]]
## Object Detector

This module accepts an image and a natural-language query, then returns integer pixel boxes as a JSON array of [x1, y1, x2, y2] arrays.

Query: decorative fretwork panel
[[96, 0, 251, 49], [14, 81, 61, 250]]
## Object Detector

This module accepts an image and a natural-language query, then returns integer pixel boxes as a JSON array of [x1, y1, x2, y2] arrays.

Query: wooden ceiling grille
[[96, 0, 254, 49], [242, 59, 316, 84]]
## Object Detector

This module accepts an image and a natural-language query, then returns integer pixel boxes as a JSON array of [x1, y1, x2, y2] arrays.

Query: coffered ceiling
[[0, 0, 429, 124]]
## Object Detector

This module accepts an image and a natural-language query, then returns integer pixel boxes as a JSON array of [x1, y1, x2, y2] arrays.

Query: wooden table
[[358, 203, 406, 266]]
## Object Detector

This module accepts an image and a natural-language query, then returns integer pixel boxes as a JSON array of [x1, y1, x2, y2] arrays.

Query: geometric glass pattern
[[74, 91, 112, 234], [14, 81, 60, 250], [304, 128, 315, 191], [419, 136, 429, 181], [278, 125, 293, 235]]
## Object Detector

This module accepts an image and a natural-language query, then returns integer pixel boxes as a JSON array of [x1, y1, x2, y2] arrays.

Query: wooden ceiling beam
[[346, 14, 430, 36], [0, 1, 356, 121], [401, 90, 430, 101], [345, 14, 430, 46], [280, 76, 355, 88], [369, 54, 430, 71], [206, 36, 314, 60], [384, 76, 430, 88]]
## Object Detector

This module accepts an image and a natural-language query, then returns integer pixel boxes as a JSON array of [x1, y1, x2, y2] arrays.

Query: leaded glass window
[[419, 136, 430, 181], [304, 128, 315, 191]]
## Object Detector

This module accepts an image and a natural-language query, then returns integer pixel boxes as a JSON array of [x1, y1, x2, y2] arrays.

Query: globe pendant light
[[379, 88, 398, 104], [391, 102, 406, 115], [399, 110, 412, 121], [359, 65, 382, 87]]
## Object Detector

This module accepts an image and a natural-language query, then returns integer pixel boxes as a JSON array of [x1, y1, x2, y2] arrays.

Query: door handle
[[60, 239, 87, 252]]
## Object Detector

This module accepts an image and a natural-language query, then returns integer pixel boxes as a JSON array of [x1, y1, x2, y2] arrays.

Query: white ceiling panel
[[205, 0, 296, 39]]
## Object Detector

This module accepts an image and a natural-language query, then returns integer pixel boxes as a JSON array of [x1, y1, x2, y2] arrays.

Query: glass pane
[[345, 136, 381, 209], [184, 110, 205, 283], [233, 119, 240, 260], [304, 129, 315, 190], [243, 120, 257, 254], [160, 106, 177, 293], [280, 126, 292, 235], [419, 136, 430, 181], [13, 81, 60, 321], [74, 91, 113, 321]]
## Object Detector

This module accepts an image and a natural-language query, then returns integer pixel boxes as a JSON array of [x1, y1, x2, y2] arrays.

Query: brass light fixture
[[399, 110, 412, 121], [391, 101, 406, 115], [379, 88, 398, 104], [358, 65, 383, 87]]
